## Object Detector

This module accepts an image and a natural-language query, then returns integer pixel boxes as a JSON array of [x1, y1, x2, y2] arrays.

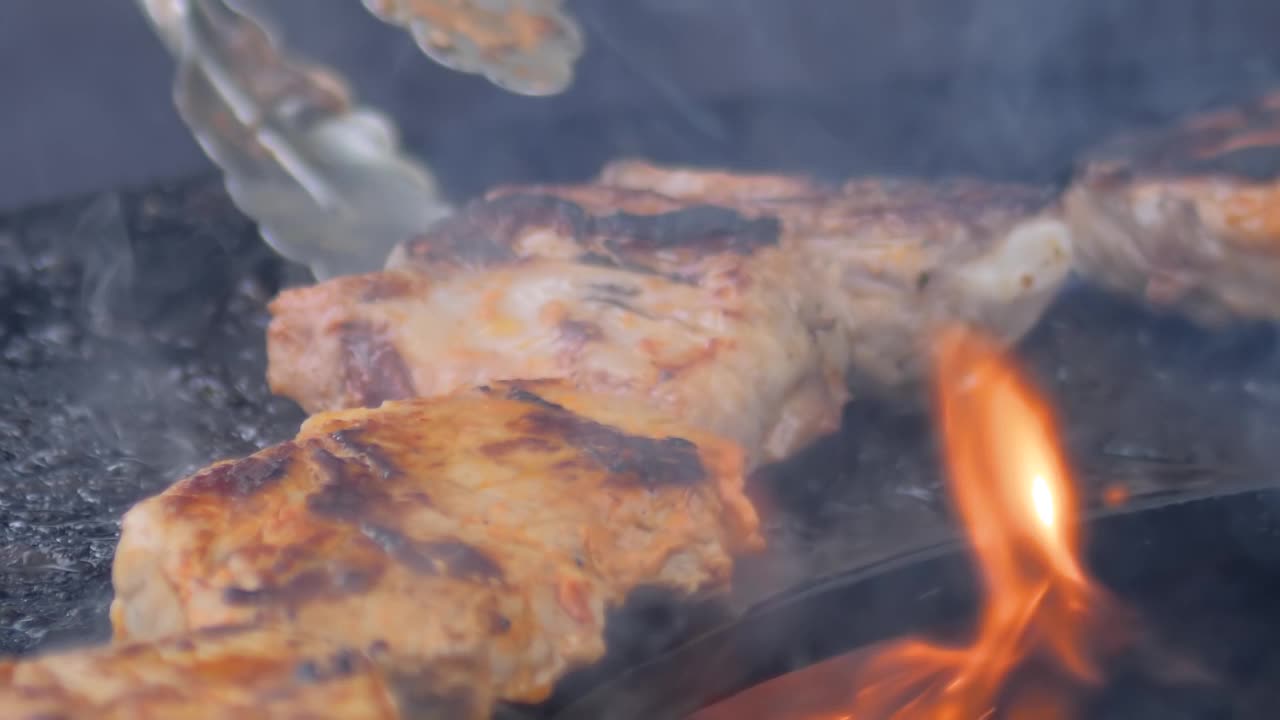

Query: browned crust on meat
[[501, 382, 707, 489], [111, 380, 761, 707], [397, 192, 781, 278], [184, 442, 295, 497], [267, 271, 434, 414]]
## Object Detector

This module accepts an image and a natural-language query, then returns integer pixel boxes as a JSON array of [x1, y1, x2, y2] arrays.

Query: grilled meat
[[268, 189, 847, 466], [268, 163, 1072, 464], [1064, 92, 1280, 325], [591, 161, 1074, 389], [0, 625, 414, 720], [109, 380, 759, 710]]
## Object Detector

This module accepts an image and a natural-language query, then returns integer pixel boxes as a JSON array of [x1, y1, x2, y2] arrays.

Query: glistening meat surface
[[107, 380, 759, 712], [267, 162, 1074, 465]]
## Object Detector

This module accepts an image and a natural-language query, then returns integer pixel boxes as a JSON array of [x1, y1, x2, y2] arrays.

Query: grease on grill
[[184, 443, 295, 497], [503, 385, 706, 488], [338, 320, 416, 409]]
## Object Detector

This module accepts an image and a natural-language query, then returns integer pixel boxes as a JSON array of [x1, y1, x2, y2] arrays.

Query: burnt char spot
[[338, 321, 415, 409], [305, 444, 396, 521], [185, 443, 294, 497], [402, 193, 779, 271], [503, 385, 706, 487], [360, 524, 503, 583], [223, 565, 381, 607]]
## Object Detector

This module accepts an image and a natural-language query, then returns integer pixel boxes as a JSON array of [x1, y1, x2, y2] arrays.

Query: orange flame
[[693, 326, 1115, 720]]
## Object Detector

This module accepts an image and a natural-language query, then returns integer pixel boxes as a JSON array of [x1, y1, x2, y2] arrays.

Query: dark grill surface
[[0, 182, 306, 653], [3, 176, 1280, 662]]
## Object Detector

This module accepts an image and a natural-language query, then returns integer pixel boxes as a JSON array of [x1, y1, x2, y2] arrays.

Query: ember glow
[[694, 327, 1118, 720]]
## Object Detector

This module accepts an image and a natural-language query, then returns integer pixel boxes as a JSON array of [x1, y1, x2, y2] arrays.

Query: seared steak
[[268, 162, 1073, 464], [108, 380, 758, 710]]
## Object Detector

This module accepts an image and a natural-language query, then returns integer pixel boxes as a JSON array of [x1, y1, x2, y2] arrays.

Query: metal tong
[[134, 0, 583, 280]]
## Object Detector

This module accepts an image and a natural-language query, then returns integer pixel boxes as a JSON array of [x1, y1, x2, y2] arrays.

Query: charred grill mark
[[330, 427, 400, 480], [594, 205, 780, 254], [195, 624, 257, 641], [223, 565, 382, 607], [504, 385, 568, 411], [401, 193, 780, 272], [503, 385, 706, 486], [338, 320, 416, 409], [359, 524, 503, 583], [517, 411, 706, 489], [479, 436, 560, 457], [575, 250, 694, 285], [587, 296, 657, 321], [305, 444, 396, 521], [185, 443, 294, 497], [587, 282, 641, 297]]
